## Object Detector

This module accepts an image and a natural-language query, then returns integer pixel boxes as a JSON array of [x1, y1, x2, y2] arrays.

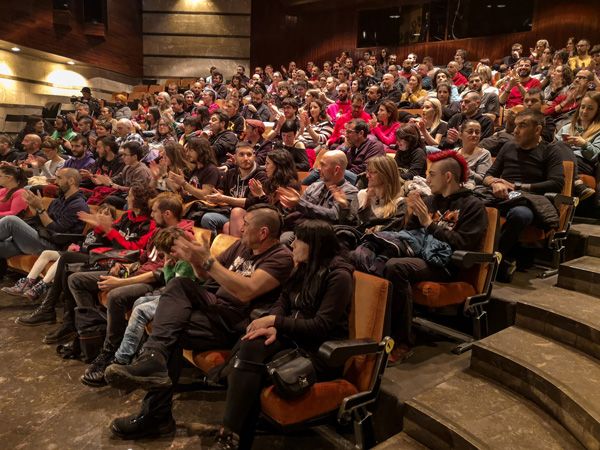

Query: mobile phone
[[561, 134, 570, 140]]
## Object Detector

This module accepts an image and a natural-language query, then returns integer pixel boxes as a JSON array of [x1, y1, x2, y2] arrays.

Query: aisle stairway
[[374, 233, 600, 449]]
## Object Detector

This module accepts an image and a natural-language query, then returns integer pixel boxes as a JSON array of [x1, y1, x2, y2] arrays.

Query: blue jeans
[[200, 212, 230, 236], [0, 216, 58, 259], [114, 295, 159, 363], [499, 206, 534, 258], [425, 145, 442, 154]]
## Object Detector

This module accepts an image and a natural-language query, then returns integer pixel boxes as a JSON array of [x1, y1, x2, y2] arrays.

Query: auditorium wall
[[142, 0, 251, 83], [250, 0, 600, 72]]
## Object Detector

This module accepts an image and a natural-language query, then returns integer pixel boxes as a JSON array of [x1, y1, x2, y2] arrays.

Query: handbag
[[265, 346, 316, 399]]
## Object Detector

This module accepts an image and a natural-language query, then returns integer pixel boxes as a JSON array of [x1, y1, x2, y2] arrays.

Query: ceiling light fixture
[[67, 61, 75, 65], [11, 47, 20, 52]]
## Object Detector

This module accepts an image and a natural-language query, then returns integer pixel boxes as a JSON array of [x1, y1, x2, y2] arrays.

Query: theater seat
[[412, 207, 500, 353], [579, 174, 596, 189]]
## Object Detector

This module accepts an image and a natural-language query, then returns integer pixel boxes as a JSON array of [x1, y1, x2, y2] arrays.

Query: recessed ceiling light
[[11, 47, 20, 52], [67, 61, 75, 65]]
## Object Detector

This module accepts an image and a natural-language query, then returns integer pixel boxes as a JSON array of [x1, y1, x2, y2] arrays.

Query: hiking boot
[[15, 306, 56, 326], [387, 343, 414, 366], [81, 348, 114, 387], [497, 259, 517, 284], [110, 412, 175, 440], [43, 321, 76, 344], [210, 427, 240, 450], [2, 277, 35, 297], [23, 280, 50, 302], [105, 348, 171, 391], [574, 179, 595, 201]]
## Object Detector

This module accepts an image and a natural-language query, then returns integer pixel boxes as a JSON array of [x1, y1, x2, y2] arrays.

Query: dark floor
[[0, 268, 512, 449]]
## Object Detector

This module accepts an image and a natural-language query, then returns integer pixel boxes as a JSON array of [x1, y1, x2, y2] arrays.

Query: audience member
[[455, 120, 492, 189], [0, 165, 28, 217], [440, 91, 494, 149], [394, 124, 427, 182], [369, 100, 400, 148], [499, 58, 541, 107], [14, 115, 47, 151]]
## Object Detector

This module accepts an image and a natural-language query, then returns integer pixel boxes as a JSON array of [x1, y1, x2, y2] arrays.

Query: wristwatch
[[514, 182, 522, 191], [109, 182, 114, 188], [202, 257, 216, 271], [36, 208, 46, 215]]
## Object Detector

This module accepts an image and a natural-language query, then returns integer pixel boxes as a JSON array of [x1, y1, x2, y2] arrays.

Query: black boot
[[15, 286, 58, 326], [43, 312, 76, 344], [81, 345, 115, 387], [105, 347, 171, 391], [0, 258, 7, 281], [110, 412, 175, 440], [211, 427, 240, 450]]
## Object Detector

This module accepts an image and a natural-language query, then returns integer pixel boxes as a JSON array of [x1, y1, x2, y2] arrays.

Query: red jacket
[[452, 72, 468, 87], [327, 110, 373, 146]]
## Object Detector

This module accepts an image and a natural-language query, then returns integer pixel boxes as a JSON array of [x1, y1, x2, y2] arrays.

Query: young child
[[2, 204, 117, 300], [112, 226, 202, 365]]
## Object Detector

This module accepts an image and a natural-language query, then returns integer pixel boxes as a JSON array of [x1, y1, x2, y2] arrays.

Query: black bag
[[265, 347, 316, 399], [74, 307, 107, 363]]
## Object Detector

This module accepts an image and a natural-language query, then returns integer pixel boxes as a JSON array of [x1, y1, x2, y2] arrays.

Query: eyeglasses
[[122, 153, 131, 157], [576, 75, 589, 80], [576, 44, 589, 48], [345, 129, 358, 134]]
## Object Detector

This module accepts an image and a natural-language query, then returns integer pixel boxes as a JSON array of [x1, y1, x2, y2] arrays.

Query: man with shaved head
[[16, 133, 45, 165], [0, 167, 89, 279]]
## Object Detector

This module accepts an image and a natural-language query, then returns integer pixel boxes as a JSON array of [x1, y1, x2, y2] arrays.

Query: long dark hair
[[395, 123, 425, 152], [0, 165, 28, 202], [263, 148, 298, 195], [24, 115, 43, 134], [283, 220, 341, 314], [187, 137, 217, 166]]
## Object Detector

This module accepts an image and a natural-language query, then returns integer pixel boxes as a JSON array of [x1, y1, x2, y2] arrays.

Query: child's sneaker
[[1, 277, 35, 297], [23, 280, 50, 301]]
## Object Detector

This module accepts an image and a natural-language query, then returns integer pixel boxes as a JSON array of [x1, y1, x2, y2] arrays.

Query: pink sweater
[[0, 188, 28, 217], [373, 122, 400, 147]]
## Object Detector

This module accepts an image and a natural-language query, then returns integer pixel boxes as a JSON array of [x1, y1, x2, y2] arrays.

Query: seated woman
[[477, 66, 499, 95], [351, 78, 367, 95], [556, 91, 600, 200], [210, 219, 354, 449], [400, 74, 427, 105], [143, 116, 178, 165], [114, 94, 133, 120], [432, 69, 460, 102], [455, 120, 492, 190], [30, 138, 65, 181], [132, 94, 154, 126], [297, 98, 334, 151], [532, 46, 554, 78], [279, 120, 311, 172], [0, 165, 28, 217], [337, 155, 406, 234], [148, 141, 193, 194], [227, 148, 301, 237], [169, 137, 220, 201], [436, 81, 461, 121], [155, 92, 173, 118], [100, 106, 119, 135], [542, 64, 572, 105], [2, 204, 117, 301], [368, 100, 400, 148], [415, 98, 448, 148], [275, 81, 294, 109], [178, 114, 207, 148], [394, 124, 427, 182], [230, 74, 249, 98], [13, 115, 47, 151], [135, 106, 161, 139], [362, 64, 380, 87]]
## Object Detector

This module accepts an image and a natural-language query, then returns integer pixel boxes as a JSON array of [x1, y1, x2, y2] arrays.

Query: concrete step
[[515, 286, 600, 361], [373, 432, 430, 449], [570, 223, 600, 258], [403, 370, 584, 450], [471, 326, 600, 449], [557, 256, 600, 298]]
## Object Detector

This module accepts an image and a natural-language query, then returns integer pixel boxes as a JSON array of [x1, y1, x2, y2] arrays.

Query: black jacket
[[440, 111, 495, 149], [406, 188, 488, 251], [219, 163, 268, 209], [395, 147, 427, 180], [209, 130, 238, 165]]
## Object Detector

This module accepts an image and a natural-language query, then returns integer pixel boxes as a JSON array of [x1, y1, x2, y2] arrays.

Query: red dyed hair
[[427, 150, 469, 184]]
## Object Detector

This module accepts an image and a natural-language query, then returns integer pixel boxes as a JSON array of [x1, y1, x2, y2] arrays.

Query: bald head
[[23, 134, 42, 152], [323, 150, 348, 171], [247, 204, 283, 240]]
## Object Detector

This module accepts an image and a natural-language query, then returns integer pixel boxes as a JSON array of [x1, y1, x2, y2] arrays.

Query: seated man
[[493, 43, 523, 74], [364, 85, 383, 115], [384, 151, 488, 364], [439, 91, 494, 150], [68, 192, 196, 385], [115, 119, 144, 148], [201, 142, 267, 236], [326, 83, 351, 122], [93, 141, 153, 209], [50, 115, 77, 153], [279, 150, 358, 243], [447, 61, 468, 88], [482, 110, 565, 283], [0, 135, 20, 164], [463, 72, 500, 122], [499, 57, 541, 108], [243, 119, 273, 166], [105, 204, 294, 440], [0, 168, 89, 278], [241, 87, 271, 122], [326, 93, 372, 149], [62, 134, 95, 171], [80, 135, 125, 190], [343, 119, 386, 185], [522, 88, 556, 143], [209, 110, 242, 166]]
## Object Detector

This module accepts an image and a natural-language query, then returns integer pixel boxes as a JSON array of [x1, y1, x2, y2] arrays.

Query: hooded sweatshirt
[[62, 151, 95, 171], [46, 190, 90, 233], [406, 187, 488, 251], [100, 210, 156, 251]]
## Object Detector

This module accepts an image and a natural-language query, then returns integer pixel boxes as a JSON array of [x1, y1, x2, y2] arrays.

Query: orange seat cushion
[[412, 281, 476, 308], [260, 379, 359, 426], [7, 255, 54, 276], [579, 174, 596, 189], [183, 349, 230, 373]]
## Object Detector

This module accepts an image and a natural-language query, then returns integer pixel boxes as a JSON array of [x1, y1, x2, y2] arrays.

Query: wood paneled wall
[[0, 0, 143, 78], [251, 0, 600, 71]]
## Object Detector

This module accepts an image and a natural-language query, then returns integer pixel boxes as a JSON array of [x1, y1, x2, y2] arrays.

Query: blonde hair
[[572, 91, 600, 140], [366, 156, 402, 218], [424, 98, 442, 132]]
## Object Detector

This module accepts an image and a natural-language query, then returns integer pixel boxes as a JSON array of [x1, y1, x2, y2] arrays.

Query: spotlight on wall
[[67, 61, 75, 65], [11, 47, 20, 52]]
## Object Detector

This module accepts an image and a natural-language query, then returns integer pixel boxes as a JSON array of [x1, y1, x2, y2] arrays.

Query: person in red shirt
[[447, 61, 468, 87], [327, 93, 372, 148], [499, 58, 541, 108], [399, 59, 414, 81]]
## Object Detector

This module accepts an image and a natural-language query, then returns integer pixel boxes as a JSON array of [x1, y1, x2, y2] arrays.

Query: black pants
[[141, 277, 246, 419], [384, 257, 450, 344], [45, 252, 89, 319]]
